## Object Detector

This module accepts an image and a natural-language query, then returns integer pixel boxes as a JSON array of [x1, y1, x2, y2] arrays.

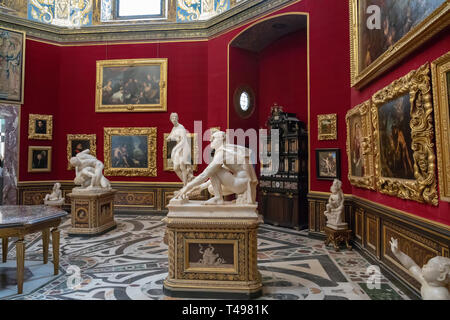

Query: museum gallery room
[[0, 0, 449, 304]]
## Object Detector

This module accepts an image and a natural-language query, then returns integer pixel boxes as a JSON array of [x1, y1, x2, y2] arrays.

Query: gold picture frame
[[104, 127, 157, 176], [28, 114, 53, 140], [28, 146, 52, 172], [66, 134, 97, 170], [163, 133, 199, 171], [0, 26, 26, 105], [371, 63, 438, 205], [318, 114, 337, 140], [431, 51, 450, 202], [95, 58, 168, 113], [350, 0, 450, 89], [346, 100, 375, 190]]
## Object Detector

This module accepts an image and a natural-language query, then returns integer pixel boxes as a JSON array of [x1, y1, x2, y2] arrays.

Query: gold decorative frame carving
[[66, 134, 97, 170], [28, 114, 53, 140], [317, 114, 337, 140], [349, 0, 450, 89], [28, 146, 52, 173], [371, 63, 438, 205], [345, 100, 375, 190], [431, 51, 450, 202], [95, 58, 167, 113], [163, 133, 198, 171], [103, 127, 157, 177]]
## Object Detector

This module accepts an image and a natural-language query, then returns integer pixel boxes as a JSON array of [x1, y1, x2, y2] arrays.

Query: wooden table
[[0, 205, 68, 294]]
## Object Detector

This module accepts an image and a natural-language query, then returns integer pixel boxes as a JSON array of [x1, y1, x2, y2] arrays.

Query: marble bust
[[70, 149, 111, 193], [172, 131, 257, 205], [166, 113, 194, 186], [390, 238, 450, 300], [324, 179, 347, 230], [44, 182, 65, 205]]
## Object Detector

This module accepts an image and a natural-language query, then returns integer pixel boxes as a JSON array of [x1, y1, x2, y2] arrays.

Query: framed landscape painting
[[350, 0, 449, 88], [346, 100, 375, 190], [95, 58, 167, 113], [317, 114, 337, 140], [0, 27, 25, 104], [67, 134, 97, 170], [104, 127, 157, 176], [316, 149, 341, 181], [371, 63, 437, 205]]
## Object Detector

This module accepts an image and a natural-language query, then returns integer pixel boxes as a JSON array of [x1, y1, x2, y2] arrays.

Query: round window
[[234, 86, 255, 119]]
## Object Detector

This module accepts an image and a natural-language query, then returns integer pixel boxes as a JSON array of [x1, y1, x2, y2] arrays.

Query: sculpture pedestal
[[67, 189, 117, 236], [324, 226, 352, 252], [44, 198, 65, 208], [163, 201, 263, 299]]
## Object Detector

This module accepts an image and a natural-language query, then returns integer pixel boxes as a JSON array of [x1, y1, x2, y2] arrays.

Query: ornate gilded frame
[[66, 134, 97, 170], [163, 133, 199, 171], [317, 114, 337, 140], [371, 63, 438, 205], [349, 0, 450, 89], [95, 58, 168, 113], [28, 113, 53, 140], [104, 127, 157, 176], [0, 26, 26, 105], [345, 100, 375, 190], [431, 51, 450, 202], [28, 146, 52, 173]]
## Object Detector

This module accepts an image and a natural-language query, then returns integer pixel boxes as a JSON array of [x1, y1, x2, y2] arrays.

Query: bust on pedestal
[[67, 150, 117, 236], [44, 182, 65, 207], [163, 131, 263, 298], [323, 179, 352, 251]]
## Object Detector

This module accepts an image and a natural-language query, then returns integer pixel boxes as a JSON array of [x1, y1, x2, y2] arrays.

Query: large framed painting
[[317, 114, 337, 141], [316, 149, 341, 181], [163, 133, 199, 171], [432, 51, 450, 202], [28, 114, 53, 140], [0, 27, 25, 104], [28, 146, 52, 173], [371, 63, 437, 205], [350, 0, 449, 88], [104, 127, 157, 176], [346, 100, 375, 190], [67, 134, 97, 170], [95, 58, 168, 113]]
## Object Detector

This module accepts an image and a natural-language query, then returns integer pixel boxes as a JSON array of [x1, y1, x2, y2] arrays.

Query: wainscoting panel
[[308, 192, 450, 294]]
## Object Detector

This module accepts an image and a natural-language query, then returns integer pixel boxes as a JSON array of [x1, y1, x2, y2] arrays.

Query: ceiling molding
[[0, 0, 298, 44]]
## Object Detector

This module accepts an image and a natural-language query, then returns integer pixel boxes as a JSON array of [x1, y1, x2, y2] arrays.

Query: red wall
[[18, 0, 449, 225]]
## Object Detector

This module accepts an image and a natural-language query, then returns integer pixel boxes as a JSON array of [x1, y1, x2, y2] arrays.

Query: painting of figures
[[316, 149, 341, 180], [0, 27, 25, 104], [377, 94, 414, 180]]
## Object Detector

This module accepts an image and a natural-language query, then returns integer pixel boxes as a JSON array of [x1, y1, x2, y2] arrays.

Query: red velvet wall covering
[[17, 0, 449, 225]]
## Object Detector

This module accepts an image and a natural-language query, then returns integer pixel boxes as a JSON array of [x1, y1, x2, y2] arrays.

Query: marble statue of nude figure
[[173, 131, 257, 205]]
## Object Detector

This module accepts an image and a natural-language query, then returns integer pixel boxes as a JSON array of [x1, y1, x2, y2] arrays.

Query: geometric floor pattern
[[0, 215, 413, 300]]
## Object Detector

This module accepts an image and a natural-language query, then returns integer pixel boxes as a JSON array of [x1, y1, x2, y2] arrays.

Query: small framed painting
[[67, 134, 97, 170], [28, 146, 52, 172], [316, 148, 341, 180], [28, 114, 53, 140], [317, 114, 337, 140]]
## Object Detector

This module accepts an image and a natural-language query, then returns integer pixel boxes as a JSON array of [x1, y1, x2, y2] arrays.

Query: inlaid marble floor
[[0, 215, 413, 300]]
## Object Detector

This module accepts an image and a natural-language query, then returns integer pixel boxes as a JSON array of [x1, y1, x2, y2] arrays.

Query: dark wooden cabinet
[[259, 105, 308, 230]]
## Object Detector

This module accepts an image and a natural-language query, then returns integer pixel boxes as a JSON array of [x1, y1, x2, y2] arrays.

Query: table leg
[[16, 237, 25, 294], [42, 228, 50, 264], [51, 228, 60, 275], [2, 237, 8, 263]]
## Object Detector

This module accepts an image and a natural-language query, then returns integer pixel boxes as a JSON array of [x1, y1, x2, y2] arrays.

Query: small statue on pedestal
[[173, 130, 257, 205], [324, 179, 347, 230], [167, 113, 194, 186], [44, 182, 65, 206], [390, 238, 450, 300], [70, 149, 111, 193]]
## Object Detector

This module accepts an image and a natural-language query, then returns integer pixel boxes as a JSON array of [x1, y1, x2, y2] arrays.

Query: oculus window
[[233, 86, 255, 119], [116, 0, 166, 19]]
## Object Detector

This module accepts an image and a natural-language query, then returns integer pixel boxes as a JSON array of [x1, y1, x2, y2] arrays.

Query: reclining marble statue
[[172, 130, 257, 205], [69, 149, 111, 193], [390, 237, 450, 300], [166, 113, 194, 186], [324, 179, 347, 230], [44, 182, 65, 206]]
